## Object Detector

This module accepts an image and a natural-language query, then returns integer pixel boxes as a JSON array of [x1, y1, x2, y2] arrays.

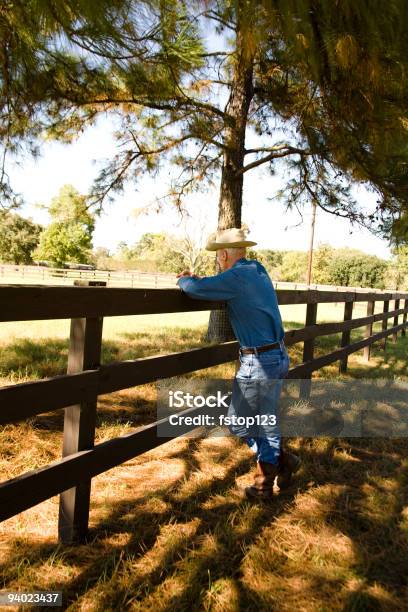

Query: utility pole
[[306, 200, 317, 285]]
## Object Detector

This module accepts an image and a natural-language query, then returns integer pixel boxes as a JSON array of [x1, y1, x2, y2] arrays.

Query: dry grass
[[0, 306, 407, 611]]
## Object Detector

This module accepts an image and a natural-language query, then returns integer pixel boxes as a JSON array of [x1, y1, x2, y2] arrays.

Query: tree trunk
[[206, 11, 255, 343]]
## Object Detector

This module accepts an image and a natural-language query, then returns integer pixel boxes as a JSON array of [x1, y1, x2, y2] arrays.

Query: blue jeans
[[227, 342, 290, 465]]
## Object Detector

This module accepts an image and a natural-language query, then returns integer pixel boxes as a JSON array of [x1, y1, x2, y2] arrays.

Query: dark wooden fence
[[0, 285, 407, 543]]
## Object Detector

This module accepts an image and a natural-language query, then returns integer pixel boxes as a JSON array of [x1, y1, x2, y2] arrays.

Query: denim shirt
[[177, 258, 284, 348]]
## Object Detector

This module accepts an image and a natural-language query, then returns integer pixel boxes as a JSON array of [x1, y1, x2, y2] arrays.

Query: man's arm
[[177, 269, 239, 300]]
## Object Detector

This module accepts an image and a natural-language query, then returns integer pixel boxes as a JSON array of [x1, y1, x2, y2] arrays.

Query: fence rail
[[0, 284, 407, 543], [0, 264, 174, 288]]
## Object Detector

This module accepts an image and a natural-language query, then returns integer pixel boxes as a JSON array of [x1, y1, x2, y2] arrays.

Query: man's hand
[[177, 270, 201, 279], [177, 270, 192, 278]]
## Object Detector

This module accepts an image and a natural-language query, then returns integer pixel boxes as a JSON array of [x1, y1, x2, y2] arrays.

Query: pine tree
[[1, 1, 408, 338], [2, 1, 407, 225]]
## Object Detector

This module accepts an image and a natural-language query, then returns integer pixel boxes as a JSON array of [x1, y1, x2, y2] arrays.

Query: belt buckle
[[239, 346, 251, 355]]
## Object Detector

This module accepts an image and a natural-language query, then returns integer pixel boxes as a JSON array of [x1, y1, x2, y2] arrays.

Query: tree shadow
[[295, 436, 408, 606], [1, 432, 407, 610], [0, 437, 308, 610], [1, 330, 407, 609], [0, 331, 208, 382]]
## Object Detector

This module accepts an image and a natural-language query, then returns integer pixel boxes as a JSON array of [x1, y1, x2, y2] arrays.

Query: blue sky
[[9, 114, 392, 259]]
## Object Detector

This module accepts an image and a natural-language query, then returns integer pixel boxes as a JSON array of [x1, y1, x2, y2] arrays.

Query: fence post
[[299, 300, 318, 399], [392, 298, 400, 342], [58, 285, 104, 544], [402, 298, 408, 337], [381, 300, 390, 350], [363, 300, 375, 362], [339, 300, 354, 373]]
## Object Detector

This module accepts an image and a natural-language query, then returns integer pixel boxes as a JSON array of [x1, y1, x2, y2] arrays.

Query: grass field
[[0, 302, 407, 611]]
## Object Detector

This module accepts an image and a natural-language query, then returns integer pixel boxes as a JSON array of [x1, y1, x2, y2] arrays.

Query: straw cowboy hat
[[205, 225, 257, 251]]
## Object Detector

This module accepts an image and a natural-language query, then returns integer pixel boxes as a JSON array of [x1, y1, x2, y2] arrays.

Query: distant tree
[[263, 250, 284, 271], [161, 214, 215, 275], [327, 252, 387, 288], [389, 245, 408, 290], [47, 185, 94, 233], [94, 246, 110, 258], [160, 236, 204, 275], [246, 249, 259, 261], [247, 245, 390, 288], [93, 246, 112, 270], [312, 243, 335, 284], [118, 233, 171, 271], [250, 245, 388, 288], [34, 223, 93, 267], [124, 231, 213, 274], [197, 253, 217, 276], [157, 243, 188, 274], [133, 233, 168, 259], [117, 241, 137, 261], [249, 249, 283, 276], [0, 211, 42, 264], [34, 185, 94, 266], [114, 240, 155, 271], [279, 251, 309, 282]]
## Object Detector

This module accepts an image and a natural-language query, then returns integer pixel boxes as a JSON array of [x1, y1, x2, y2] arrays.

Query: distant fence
[[0, 263, 173, 287], [0, 284, 407, 544], [0, 263, 396, 292]]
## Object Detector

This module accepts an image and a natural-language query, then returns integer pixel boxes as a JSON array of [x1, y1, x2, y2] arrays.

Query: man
[[176, 226, 301, 500]]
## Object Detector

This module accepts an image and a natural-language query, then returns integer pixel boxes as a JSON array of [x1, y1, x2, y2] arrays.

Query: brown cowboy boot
[[244, 461, 278, 500], [276, 449, 302, 490]]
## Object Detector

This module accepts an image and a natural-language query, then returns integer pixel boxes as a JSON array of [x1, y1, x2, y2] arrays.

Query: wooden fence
[[0, 263, 173, 288], [0, 263, 399, 292], [0, 285, 407, 544]]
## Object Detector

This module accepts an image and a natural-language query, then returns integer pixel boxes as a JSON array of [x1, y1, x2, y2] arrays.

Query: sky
[[9, 114, 392, 260]]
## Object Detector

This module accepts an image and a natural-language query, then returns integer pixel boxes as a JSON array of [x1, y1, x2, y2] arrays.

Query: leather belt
[[239, 341, 281, 355]]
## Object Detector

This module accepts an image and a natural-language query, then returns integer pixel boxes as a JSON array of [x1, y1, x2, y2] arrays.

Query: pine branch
[[90, 150, 138, 207], [159, 151, 223, 209], [204, 10, 236, 32], [238, 146, 311, 176], [198, 51, 232, 58], [134, 131, 184, 151], [66, 94, 227, 120], [244, 144, 305, 154], [299, 159, 361, 222]]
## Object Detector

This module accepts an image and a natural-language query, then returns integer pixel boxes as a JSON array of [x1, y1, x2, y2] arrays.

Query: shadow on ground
[[1, 433, 407, 611], [0, 329, 407, 610]]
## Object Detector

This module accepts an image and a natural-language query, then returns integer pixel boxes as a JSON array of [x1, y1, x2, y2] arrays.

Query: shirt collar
[[232, 257, 247, 268]]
